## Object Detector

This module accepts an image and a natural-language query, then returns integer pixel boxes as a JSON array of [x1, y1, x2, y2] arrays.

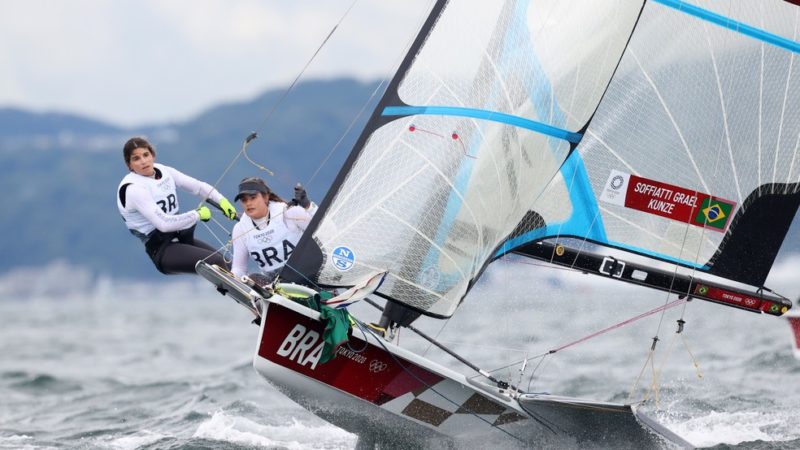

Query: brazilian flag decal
[[693, 197, 735, 230]]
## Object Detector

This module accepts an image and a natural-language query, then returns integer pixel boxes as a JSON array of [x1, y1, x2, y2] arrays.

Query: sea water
[[1, 257, 799, 449]]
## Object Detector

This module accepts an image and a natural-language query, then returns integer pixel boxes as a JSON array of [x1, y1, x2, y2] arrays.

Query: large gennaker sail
[[286, 0, 799, 319]]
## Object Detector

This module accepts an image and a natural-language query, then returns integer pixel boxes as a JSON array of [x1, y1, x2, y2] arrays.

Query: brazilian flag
[[693, 197, 734, 230]]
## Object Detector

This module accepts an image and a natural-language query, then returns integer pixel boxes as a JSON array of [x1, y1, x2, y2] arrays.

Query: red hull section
[[789, 317, 800, 349], [258, 303, 444, 406]]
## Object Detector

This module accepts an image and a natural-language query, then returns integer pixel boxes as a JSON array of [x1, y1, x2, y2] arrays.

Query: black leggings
[[146, 227, 229, 275], [156, 239, 229, 275]]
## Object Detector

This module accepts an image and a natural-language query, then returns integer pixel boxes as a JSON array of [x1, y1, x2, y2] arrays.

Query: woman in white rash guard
[[116, 137, 238, 274], [230, 177, 317, 284]]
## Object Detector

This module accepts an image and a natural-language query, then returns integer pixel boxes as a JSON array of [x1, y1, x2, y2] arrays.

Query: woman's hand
[[292, 183, 311, 209], [196, 206, 212, 222], [218, 197, 238, 220]]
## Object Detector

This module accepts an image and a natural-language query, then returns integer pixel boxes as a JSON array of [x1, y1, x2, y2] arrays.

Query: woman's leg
[[156, 242, 229, 274]]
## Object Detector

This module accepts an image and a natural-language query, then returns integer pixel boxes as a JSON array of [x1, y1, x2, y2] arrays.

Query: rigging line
[[526, 353, 550, 393], [354, 319, 541, 441], [205, 0, 361, 196], [627, 346, 655, 404], [476, 298, 688, 379], [420, 305, 454, 359], [303, 78, 387, 187], [302, 0, 434, 211], [550, 298, 686, 354], [256, 0, 359, 135], [362, 298, 510, 389], [652, 210, 699, 338], [201, 217, 233, 250]]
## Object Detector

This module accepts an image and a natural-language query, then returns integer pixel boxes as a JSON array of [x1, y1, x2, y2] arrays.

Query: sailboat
[[199, 0, 800, 447]]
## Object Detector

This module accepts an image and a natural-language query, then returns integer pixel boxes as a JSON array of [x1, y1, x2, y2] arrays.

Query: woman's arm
[[127, 184, 199, 232], [230, 224, 250, 278], [284, 202, 317, 233], [166, 165, 224, 203]]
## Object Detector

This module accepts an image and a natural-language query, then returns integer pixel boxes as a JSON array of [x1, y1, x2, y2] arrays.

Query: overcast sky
[[0, 0, 433, 127]]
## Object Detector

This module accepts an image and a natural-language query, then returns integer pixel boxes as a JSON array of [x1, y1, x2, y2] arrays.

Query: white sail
[[513, 0, 800, 287], [286, 0, 800, 319], [287, 0, 644, 317]]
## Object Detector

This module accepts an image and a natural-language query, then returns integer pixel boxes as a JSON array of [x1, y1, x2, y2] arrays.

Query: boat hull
[[252, 295, 689, 448], [195, 262, 689, 447], [254, 297, 536, 446]]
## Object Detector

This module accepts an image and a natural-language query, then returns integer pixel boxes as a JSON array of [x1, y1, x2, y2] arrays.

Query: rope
[[303, 78, 388, 188], [628, 347, 655, 405], [681, 333, 704, 379], [549, 298, 686, 354], [206, 0, 362, 195], [473, 298, 687, 382]]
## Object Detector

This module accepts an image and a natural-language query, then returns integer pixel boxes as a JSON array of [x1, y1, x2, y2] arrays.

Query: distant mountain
[[0, 108, 124, 136], [0, 78, 382, 279], [1, 77, 799, 283]]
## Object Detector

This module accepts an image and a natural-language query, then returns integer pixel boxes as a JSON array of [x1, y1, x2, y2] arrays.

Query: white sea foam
[[0, 434, 55, 450], [105, 430, 168, 450], [665, 410, 795, 447], [193, 411, 357, 449]]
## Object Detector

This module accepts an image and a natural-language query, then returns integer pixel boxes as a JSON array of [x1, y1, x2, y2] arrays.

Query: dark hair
[[123, 137, 155, 166], [239, 176, 286, 204]]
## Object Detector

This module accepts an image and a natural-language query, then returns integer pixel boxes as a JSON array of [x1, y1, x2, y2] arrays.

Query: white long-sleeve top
[[117, 163, 224, 238], [230, 200, 317, 278]]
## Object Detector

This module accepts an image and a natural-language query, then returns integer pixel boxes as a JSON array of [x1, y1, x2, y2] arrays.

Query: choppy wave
[[1, 256, 799, 448], [193, 411, 356, 449]]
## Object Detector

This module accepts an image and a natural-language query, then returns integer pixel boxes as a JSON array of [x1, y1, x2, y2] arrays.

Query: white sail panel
[[534, 0, 800, 274], [398, 0, 644, 132], [314, 115, 569, 316]]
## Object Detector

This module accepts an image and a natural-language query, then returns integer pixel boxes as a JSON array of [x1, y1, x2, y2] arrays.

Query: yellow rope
[[648, 352, 660, 409], [628, 349, 654, 404], [681, 334, 704, 379]]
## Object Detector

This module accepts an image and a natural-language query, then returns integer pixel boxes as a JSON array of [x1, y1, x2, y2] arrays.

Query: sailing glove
[[218, 197, 238, 220], [196, 205, 212, 222], [292, 183, 311, 209]]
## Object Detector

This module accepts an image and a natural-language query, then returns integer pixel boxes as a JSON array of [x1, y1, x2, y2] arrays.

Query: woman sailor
[[230, 177, 317, 284], [116, 137, 237, 274]]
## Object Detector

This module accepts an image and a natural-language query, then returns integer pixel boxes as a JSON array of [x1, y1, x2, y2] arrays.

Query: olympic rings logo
[[369, 360, 388, 373]]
